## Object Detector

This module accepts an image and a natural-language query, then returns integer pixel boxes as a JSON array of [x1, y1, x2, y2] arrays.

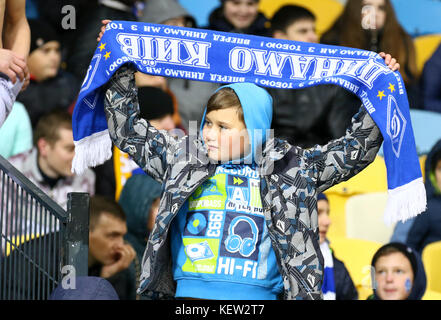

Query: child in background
[[17, 19, 79, 128], [317, 193, 358, 300], [368, 242, 426, 300]]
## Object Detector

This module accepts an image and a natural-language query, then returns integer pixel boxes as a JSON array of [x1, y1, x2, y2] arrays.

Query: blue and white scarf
[[320, 241, 336, 300], [72, 21, 426, 224]]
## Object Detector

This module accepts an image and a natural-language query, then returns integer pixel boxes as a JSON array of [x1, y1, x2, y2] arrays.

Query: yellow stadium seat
[[422, 241, 441, 294], [259, 0, 343, 36], [345, 192, 396, 244], [414, 34, 441, 76], [330, 238, 382, 299], [325, 156, 388, 240], [422, 289, 441, 300], [5, 233, 40, 256]]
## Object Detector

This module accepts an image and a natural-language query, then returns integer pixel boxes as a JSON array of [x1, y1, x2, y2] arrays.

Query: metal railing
[[0, 155, 89, 300]]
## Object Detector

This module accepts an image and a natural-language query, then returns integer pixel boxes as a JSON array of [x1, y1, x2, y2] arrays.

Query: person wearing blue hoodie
[[368, 242, 426, 300]]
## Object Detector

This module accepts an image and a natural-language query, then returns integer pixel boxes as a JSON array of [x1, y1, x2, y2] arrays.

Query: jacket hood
[[424, 139, 441, 198], [140, 0, 194, 25], [370, 242, 427, 300], [118, 174, 162, 259], [199, 82, 273, 165]]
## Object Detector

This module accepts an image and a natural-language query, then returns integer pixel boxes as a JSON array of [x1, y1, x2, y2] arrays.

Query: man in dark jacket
[[269, 5, 360, 148], [317, 193, 358, 300], [405, 139, 441, 253]]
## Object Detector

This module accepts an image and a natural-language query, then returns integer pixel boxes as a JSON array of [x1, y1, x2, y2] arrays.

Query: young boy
[[99, 18, 400, 301], [369, 242, 426, 300]]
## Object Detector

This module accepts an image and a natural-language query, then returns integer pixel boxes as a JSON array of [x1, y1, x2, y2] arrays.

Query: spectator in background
[[0, 102, 32, 158], [8, 110, 95, 211], [88, 195, 137, 300], [317, 193, 358, 300], [118, 174, 162, 262], [320, 0, 420, 109], [66, 0, 138, 82], [139, 0, 220, 132], [93, 86, 176, 200], [207, 0, 270, 37], [420, 43, 441, 113], [368, 242, 426, 300], [16, 19, 79, 128], [403, 140, 441, 253], [269, 5, 360, 147]]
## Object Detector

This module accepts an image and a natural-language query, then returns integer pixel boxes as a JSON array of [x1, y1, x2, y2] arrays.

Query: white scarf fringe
[[384, 177, 427, 225], [71, 130, 113, 175]]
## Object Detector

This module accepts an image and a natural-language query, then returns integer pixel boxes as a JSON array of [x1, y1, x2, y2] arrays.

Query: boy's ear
[[273, 30, 288, 40]]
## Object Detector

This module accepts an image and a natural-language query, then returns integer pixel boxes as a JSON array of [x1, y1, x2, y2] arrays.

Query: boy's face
[[202, 107, 250, 162], [374, 252, 414, 300], [317, 199, 331, 244], [27, 41, 61, 82], [273, 18, 318, 43], [223, 0, 259, 30]]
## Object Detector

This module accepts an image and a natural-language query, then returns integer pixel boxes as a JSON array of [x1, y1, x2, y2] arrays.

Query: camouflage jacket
[[104, 65, 383, 300]]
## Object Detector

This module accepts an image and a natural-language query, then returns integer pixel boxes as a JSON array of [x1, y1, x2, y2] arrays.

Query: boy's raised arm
[[104, 64, 177, 183], [308, 105, 383, 193], [306, 52, 399, 193]]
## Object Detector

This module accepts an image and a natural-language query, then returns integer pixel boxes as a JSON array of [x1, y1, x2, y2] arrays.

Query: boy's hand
[[100, 242, 136, 279], [0, 49, 27, 84], [97, 19, 112, 42], [379, 52, 400, 71]]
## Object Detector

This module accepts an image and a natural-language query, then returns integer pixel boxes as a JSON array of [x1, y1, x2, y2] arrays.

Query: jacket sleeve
[[304, 106, 383, 193], [104, 64, 179, 184]]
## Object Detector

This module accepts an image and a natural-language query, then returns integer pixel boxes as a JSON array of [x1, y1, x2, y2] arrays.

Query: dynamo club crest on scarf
[[72, 21, 426, 224]]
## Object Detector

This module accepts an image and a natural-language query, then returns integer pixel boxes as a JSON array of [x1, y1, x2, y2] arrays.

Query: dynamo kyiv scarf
[[72, 21, 426, 224]]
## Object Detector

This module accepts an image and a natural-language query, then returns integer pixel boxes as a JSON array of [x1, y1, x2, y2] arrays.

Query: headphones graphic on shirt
[[225, 216, 259, 257]]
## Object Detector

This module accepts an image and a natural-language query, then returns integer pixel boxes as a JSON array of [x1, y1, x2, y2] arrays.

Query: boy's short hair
[[371, 242, 418, 276], [33, 110, 72, 146], [206, 87, 244, 123], [89, 195, 126, 231], [271, 5, 316, 34]]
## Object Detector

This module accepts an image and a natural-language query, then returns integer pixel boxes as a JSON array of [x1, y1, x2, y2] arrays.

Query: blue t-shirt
[[171, 165, 284, 300]]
